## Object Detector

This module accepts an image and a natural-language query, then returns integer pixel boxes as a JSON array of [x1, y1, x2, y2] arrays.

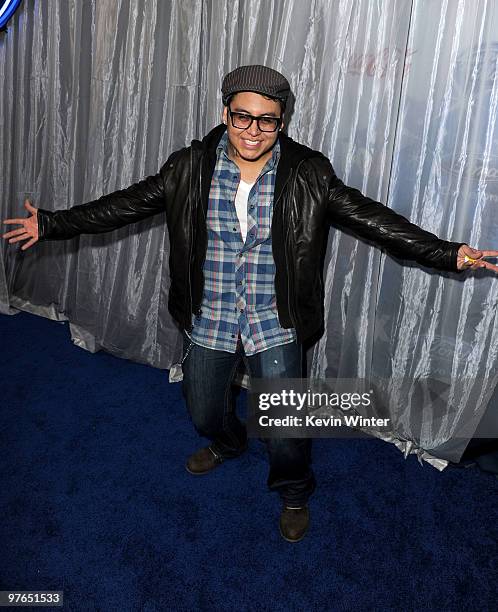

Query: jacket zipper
[[190, 151, 207, 320], [193, 156, 206, 317], [284, 160, 305, 330], [187, 151, 196, 329]]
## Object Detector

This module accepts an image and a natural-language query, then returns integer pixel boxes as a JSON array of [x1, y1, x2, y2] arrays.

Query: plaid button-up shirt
[[190, 132, 297, 355]]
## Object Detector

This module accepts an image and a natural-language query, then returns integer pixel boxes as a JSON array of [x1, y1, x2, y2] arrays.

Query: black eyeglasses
[[228, 107, 282, 132]]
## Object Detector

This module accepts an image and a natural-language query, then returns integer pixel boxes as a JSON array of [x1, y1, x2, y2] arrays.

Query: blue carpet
[[1, 311, 496, 611]]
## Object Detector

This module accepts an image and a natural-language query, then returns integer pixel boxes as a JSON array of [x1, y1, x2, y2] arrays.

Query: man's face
[[222, 91, 283, 163]]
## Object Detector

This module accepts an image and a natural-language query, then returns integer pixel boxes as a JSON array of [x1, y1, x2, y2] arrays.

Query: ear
[[222, 106, 228, 125]]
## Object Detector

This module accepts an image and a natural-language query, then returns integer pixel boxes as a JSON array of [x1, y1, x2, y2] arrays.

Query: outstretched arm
[[326, 169, 498, 273], [2, 151, 183, 249]]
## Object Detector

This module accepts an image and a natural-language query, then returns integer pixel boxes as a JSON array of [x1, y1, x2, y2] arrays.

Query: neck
[[227, 142, 273, 182]]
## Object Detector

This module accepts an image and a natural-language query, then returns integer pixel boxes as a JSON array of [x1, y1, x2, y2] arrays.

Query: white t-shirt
[[234, 179, 255, 242]]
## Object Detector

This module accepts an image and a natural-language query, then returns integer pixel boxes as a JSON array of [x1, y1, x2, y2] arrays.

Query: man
[[3, 65, 498, 543]]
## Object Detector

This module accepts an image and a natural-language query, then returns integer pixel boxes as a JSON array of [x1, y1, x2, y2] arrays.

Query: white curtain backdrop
[[1, 0, 497, 465]]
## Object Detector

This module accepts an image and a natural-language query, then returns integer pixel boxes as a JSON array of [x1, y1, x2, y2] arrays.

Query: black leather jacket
[[37, 124, 464, 345]]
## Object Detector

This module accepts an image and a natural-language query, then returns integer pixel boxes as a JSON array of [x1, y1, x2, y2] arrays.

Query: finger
[[24, 199, 37, 213], [469, 261, 484, 270], [2, 227, 27, 239], [481, 261, 498, 273], [481, 250, 498, 258], [469, 259, 494, 271], [21, 237, 37, 251], [9, 233, 30, 244], [2, 219, 25, 225], [463, 245, 482, 257]]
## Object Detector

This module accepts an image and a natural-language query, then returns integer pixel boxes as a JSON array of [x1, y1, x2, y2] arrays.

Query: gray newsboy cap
[[221, 65, 291, 105]]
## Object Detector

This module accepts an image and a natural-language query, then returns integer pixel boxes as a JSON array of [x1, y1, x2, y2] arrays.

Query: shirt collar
[[216, 131, 281, 170]]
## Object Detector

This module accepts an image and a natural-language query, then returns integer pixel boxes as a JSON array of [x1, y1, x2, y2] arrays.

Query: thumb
[[462, 244, 483, 259], [24, 198, 37, 214]]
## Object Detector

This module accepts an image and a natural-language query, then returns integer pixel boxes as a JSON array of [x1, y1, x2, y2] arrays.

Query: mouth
[[241, 138, 262, 149]]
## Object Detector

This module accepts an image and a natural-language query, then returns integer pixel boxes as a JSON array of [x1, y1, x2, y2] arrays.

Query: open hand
[[2, 199, 39, 250], [457, 244, 498, 273]]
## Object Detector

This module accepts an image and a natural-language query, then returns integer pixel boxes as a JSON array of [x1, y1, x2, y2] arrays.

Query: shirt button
[[239, 309, 244, 313], [233, 227, 237, 232], [231, 334, 236, 338]]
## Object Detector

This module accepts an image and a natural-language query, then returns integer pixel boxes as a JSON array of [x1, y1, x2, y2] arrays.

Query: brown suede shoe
[[185, 446, 223, 475], [279, 506, 309, 542]]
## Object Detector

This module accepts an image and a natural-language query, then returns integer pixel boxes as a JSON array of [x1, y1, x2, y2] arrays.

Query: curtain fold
[[1, 0, 497, 464]]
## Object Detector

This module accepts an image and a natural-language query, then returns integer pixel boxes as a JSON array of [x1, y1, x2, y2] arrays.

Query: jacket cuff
[[37, 209, 54, 241], [449, 241, 466, 272]]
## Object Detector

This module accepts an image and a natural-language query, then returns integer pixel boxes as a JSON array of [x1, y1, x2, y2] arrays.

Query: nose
[[246, 120, 261, 137]]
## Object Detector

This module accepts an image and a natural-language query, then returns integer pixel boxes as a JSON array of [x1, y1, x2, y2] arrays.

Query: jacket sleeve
[[326, 168, 465, 272], [37, 150, 183, 241]]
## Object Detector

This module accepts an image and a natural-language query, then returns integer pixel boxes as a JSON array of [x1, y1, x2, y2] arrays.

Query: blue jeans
[[181, 333, 316, 507]]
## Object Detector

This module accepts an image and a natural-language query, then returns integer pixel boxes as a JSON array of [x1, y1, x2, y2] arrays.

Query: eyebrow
[[231, 107, 279, 117]]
